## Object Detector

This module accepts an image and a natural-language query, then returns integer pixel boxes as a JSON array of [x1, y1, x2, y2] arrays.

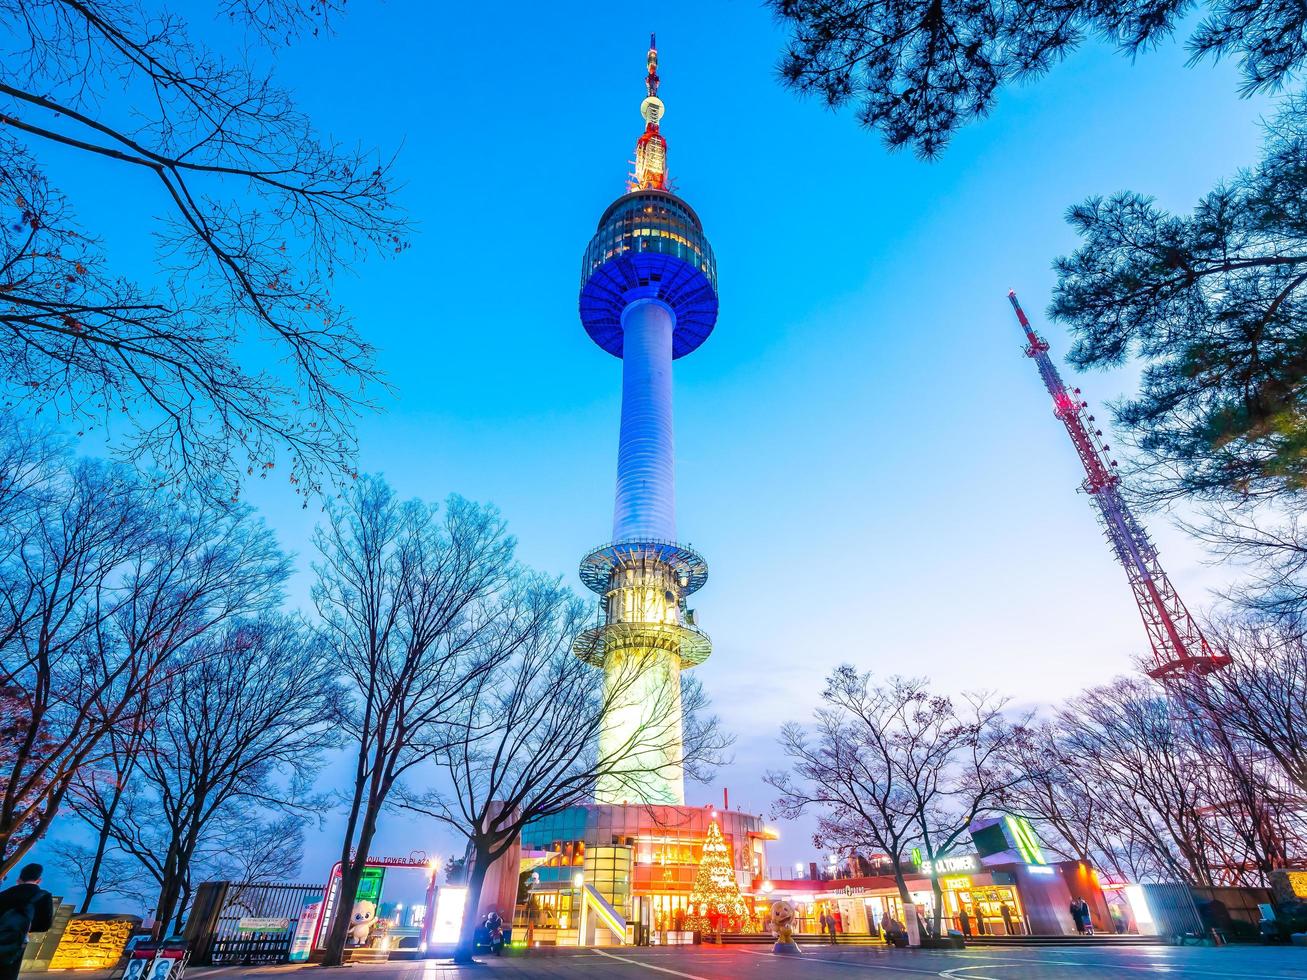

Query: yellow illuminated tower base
[[575, 543, 711, 805]]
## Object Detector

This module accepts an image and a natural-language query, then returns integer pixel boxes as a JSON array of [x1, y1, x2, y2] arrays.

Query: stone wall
[[49, 914, 142, 970]]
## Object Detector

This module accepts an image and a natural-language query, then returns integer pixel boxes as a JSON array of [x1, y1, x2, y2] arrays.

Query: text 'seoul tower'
[[574, 36, 717, 806]]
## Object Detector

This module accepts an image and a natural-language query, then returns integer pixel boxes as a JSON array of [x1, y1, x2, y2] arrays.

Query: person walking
[[1079, 898, 1094, 936], [1069, 897, 1085, 935], [0, 864, 54, 980], [1000, 902, 1015, 936]]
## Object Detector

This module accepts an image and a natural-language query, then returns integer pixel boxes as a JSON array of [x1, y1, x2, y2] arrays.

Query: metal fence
[[185, 881, 325, 965]]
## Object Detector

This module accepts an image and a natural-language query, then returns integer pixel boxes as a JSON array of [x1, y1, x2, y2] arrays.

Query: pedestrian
[[818, 910, 828, 939], [0, 863, 54, 980], [1000, 903, 1015, 936], [1069, 897, 1085, 934], [1079, 898, 1094, 936], [827, 909, 838, 944], [959, 908, 972, 938], [880, 911, 895, 944]]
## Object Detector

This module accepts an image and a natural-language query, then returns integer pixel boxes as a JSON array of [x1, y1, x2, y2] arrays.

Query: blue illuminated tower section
[[574, 36, 717, 806]]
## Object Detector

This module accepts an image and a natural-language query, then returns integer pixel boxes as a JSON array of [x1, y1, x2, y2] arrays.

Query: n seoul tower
[[573, 36, 717, 806]]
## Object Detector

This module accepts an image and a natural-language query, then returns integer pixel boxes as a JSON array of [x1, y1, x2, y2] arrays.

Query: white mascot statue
[[347, 900, 377, 947], [770, 899, 801, 955]]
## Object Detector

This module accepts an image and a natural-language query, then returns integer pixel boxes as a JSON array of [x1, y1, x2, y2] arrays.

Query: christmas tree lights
[[684, 819, 755, 934]]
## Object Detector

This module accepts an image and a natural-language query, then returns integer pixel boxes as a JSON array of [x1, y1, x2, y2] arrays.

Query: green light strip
[[1007, 815, 1047, 866]]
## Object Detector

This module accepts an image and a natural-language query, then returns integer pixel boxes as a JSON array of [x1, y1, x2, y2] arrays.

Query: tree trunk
[[80, 822, 112, 914], [453, 844, 490, 965], [322, 797, 383, 967], [153, 872, 185, 941], [931, 878, 944, 940], [80, 784, 127, 913], [892, 867, 919, 947]]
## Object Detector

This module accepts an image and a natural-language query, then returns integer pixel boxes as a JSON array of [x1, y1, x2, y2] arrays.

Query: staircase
[[961, 934, 1165, 948], [715, 934, 883, 946], [715, 933, 1166, 948], [342, 947, 391, 963]]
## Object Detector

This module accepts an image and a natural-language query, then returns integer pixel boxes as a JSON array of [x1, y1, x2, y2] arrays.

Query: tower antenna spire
[[1006, 290, 1228, 679], [633, 33, 668, 191]]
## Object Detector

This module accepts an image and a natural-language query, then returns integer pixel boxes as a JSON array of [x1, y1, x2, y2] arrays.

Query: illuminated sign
[[355, 867, 385, 904], [361, 854, 430, 868], [431, 887, 467, 944], [918, 855, 978, 876], [1005, 815, 1047, 866], [841, 885, 865, 896]]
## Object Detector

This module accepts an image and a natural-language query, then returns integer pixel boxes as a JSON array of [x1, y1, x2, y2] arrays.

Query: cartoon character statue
[[347, 900, 377, 947], [770, 900, 800, 955]]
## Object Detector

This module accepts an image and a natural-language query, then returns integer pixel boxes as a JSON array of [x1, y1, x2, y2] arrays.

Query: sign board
[[361, 854, 429, 868], [236, 917, 291, 934], [289, 896, 324, 962], [918, 854, 978, 876], [431, 886, 467, 944]]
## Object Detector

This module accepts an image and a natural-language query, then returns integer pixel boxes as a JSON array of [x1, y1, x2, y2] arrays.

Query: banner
[[289, 896, 325, 962]]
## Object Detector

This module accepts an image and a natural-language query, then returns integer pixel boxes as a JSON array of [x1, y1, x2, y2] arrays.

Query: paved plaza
[[176, 944, 1307, 980]]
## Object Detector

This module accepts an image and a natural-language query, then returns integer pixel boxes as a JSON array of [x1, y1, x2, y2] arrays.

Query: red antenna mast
[[631, 33, 668, 191], [1006, 290, 1231, 679]]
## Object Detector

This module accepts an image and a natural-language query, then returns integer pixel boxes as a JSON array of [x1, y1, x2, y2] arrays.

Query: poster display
[[289, 896, 324, 962]]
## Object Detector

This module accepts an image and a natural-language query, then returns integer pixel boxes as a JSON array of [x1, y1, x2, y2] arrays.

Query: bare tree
[[62, 708, 150, 912], [769, 668, 1023, 941], [1201, 617, 1307, 796], [999, 720, 1175, 883], [398, 577, 729, 963], [0, 0, 406, 498], [99, 617, 338, 935], [1057, 678, 1227, 885], [47, 837, 151, 910], [312, 477, 517, 967], [0, 420, 290, 875]]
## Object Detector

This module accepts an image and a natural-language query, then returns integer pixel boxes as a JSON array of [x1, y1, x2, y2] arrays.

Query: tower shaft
[[614, 298, 677, 542], [576, 39, 718, 809], [1007, 291, 1229, 679]]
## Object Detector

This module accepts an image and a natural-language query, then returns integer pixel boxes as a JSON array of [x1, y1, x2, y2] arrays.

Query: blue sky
[[31, 0, 1279, 902]]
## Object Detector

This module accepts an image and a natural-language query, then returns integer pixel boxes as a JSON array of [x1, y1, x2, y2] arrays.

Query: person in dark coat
[[0, 864, 54, 980], [1069, 897, 1085, 934]]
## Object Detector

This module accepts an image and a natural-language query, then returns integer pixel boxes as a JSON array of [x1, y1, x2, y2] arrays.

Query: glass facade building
[[514, 803, 771, 944]]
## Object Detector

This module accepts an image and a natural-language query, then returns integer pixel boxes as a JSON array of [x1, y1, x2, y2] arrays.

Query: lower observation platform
[[579, 540, 708, 596], [573, 620, 713, 669]]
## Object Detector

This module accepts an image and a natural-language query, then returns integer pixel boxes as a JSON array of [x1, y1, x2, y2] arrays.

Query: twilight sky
[[34, 0, 1278, 903]]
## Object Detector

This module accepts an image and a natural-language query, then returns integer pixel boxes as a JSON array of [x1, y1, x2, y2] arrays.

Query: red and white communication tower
[[1006, 291, 1231, 679]]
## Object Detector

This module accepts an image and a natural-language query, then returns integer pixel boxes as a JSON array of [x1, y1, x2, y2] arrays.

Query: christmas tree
[[684, 819, 755, 934]]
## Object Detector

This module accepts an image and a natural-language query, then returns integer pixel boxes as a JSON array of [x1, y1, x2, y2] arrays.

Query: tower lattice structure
[[1007, 293, 1298, 872], [1006, 291, 1230, 679], [574, 36, 718, 806]]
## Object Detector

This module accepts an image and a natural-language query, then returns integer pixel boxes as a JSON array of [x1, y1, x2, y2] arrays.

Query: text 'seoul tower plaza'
[[574, 36, 717, 807]]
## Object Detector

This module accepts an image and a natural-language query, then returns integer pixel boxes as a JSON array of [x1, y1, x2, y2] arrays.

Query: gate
[[185, 881, 325, 965]]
